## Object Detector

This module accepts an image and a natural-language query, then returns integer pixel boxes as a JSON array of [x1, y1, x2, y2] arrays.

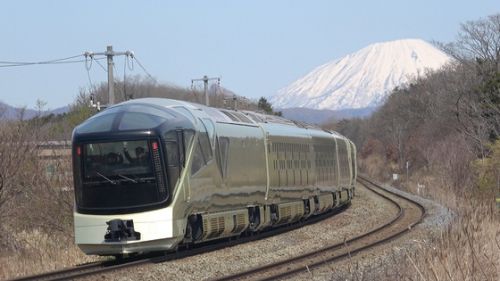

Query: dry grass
[[358, 157, 500, 281], [0, 122, 105, 280], [0, 228, 100, 280], [0, 150, 104, 280], [401, 183, 499, 281], [390, 192, 500, 281]]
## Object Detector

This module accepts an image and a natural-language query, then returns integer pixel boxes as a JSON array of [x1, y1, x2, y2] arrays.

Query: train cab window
[[77, 104, 175, 134], [119, 112, 165, 131], [77, 113, 116, 133], [77, 139, 168, 213]]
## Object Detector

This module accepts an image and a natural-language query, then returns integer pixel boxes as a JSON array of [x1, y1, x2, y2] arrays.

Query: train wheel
[[114, 254, 124, 261], [187, 214, 203, 241]]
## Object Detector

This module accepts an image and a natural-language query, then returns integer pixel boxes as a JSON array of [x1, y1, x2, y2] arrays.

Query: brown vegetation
[[330, 13, 500, 280], [89, 75, 259, 111], [0, 115, 98, 279]]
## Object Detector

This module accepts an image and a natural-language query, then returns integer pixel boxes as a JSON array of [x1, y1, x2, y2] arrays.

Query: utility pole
[[191, 75, 220, 106], [106, 46, 115, 105], [85, 45, 133, 106]]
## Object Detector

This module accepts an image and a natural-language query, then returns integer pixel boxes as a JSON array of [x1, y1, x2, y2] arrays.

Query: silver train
[[71, 98, 357, 256]]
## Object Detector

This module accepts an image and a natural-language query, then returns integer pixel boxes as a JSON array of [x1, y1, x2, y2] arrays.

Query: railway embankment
[[294, 179, 455, 281], [93, 178, 453, 281]]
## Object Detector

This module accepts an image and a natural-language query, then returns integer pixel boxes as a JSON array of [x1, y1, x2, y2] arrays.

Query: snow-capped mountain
[[271, 39, 452, 110]]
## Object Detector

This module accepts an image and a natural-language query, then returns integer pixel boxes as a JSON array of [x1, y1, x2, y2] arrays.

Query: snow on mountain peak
[[271, 39, 452, 110]]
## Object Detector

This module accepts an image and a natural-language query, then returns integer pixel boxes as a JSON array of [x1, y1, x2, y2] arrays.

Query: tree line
[[330, 14, 500, 193]]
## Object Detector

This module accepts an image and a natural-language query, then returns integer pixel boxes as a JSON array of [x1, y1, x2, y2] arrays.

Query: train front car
[[72, 100, 194, 256]]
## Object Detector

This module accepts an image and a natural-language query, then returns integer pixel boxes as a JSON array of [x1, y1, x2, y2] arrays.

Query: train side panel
[[187, 122, 267, 213], [262, 123, 316, 204]]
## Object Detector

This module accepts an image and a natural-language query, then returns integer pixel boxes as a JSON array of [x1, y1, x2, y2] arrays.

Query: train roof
[[116, 98, 349, 140]]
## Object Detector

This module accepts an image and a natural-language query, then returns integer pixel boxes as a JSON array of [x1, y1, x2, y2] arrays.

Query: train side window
[[217, 137, 230, 177], [164, 131, 181, 188], [173, 106, 196, 123], [201, 118, 216, 149], [176, 130, 186, 167], [198, 120, 213, 162], [191, 128, 213, 175], [232, 112, 252, 123], [191, 140, 205, 175], [184, 130, 195, 152], [221, 110, 240, 122], [164, 131, 180, 167]]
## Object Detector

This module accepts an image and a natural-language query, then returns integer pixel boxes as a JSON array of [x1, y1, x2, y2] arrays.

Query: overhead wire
[[93, 57, 108, 72], [126, 53, 134, 71], [1, 51, 158, 101], [1, 53, 154, 84], [132, 55, 156, 83], [123, 53, 136, 100], [84, 54, 95, 91], [0, 54, 85, 67], [123, 54, 128, 100]]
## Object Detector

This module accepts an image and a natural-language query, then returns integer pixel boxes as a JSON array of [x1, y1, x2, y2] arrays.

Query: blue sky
[[1, 1, 499, 109]]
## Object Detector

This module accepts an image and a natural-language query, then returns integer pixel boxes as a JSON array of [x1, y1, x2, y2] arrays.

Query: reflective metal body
[[72, 98, 357, 255]]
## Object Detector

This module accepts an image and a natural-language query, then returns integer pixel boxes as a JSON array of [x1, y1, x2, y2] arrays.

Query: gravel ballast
[[91, 183, 412, 281], [289, 181, 455, 281]]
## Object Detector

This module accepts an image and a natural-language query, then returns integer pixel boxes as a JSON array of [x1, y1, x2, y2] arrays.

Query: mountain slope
[[0, 101, 69, 120], [271, 39, 452, 110]]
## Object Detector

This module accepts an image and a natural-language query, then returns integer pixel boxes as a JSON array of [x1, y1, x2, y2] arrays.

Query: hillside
[[271, 39, 452, 110]]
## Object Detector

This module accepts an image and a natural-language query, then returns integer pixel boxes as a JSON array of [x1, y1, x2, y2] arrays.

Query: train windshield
[[77, 139, 168, 212]]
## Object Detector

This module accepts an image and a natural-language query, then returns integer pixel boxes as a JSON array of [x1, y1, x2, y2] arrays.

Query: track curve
[[8, 176, 423, 281], [210, 176, 426, 281], [7, 198, 351, 281]]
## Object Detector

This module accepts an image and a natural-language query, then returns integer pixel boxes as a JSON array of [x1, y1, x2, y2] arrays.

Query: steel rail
[[212, 175, 425, 281], [7, 198, 352, 281]]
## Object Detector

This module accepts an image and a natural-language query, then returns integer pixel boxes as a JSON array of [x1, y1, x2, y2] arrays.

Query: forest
[[328, 14, 500, 280]]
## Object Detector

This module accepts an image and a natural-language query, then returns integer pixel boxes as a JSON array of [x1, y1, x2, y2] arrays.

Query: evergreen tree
[[258, 97, 273, 114]]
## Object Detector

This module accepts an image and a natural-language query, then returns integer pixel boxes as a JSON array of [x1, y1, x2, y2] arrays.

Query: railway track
[[9, 176, 424, 281], [211, 176, 426, 281], [8, 200, 350, 281]]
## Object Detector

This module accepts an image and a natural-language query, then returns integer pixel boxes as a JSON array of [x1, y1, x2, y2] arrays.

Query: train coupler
[[104, 219, 141, 242]]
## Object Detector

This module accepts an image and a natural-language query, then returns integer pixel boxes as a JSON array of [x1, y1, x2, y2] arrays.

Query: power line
[[0, 54, 85, 67], [0, 53, 155, 84], [85, 55, 95, 91], [123, 54, 128, 100], [94, 58, 108, 72], [1, 49, 158, 107], [132, 55, 156, 83]]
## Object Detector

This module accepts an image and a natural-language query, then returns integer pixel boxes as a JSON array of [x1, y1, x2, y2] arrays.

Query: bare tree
[[441, 13, 500, 73], [436, 13, 500, 147], [0, 120, 38, 224]]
